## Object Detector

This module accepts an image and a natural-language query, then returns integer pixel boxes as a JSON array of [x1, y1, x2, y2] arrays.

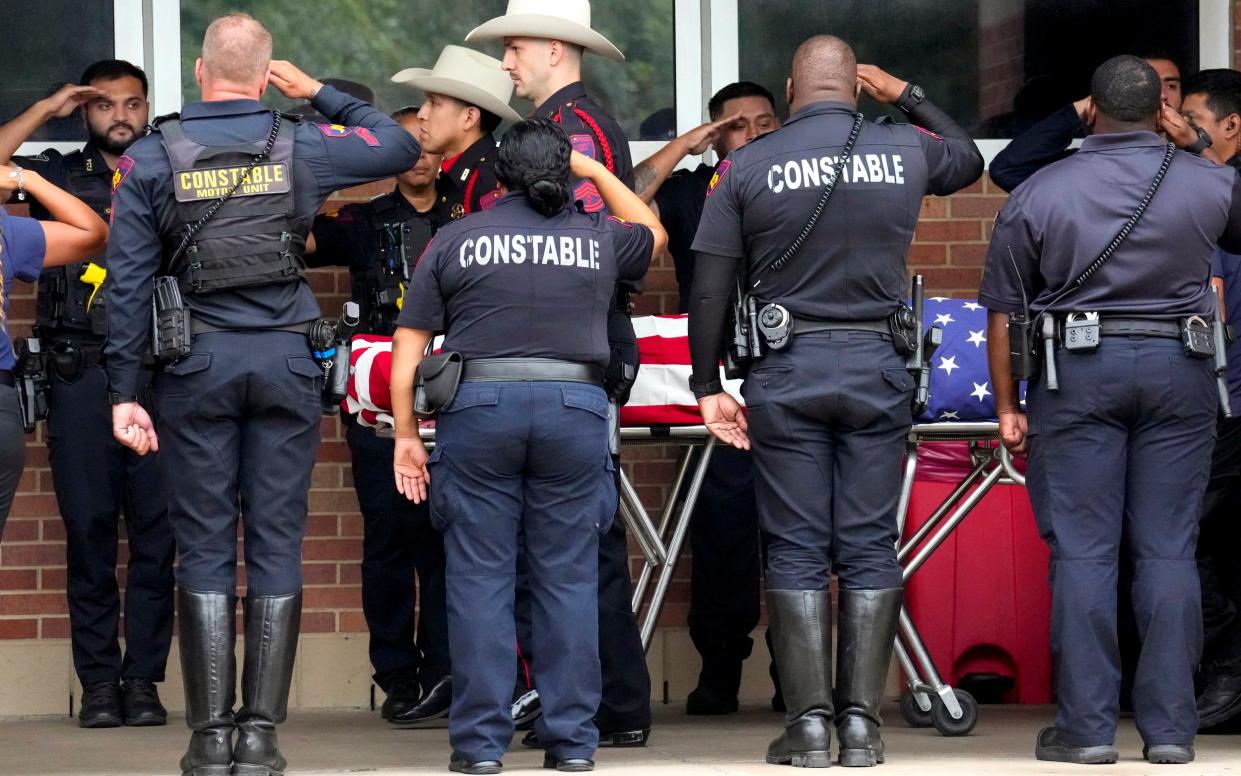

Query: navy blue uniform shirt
[[105, 84, 421, 396], [654, 163, 713, 312], [397, 193, 653, 369], [988, 104, 1085, 193], [693, 101, 984, 321], [9, 144, 115, 219], [435, 133, 503, 221], [980, 131, 1241, 319], [0, 209, 48, 369]]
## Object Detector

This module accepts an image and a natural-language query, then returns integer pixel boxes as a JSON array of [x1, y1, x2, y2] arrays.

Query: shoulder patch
[[317, 123, 356, 139], [111, 155, 135, 196], [570, 134, 597, 158], [914, 125, 944, 141], [707, 160, 732, 197], [478, 188, 503, 211], [573, 180, 604, 213]]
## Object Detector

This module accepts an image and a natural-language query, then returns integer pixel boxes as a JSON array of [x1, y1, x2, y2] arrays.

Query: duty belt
[[793, 317, 891, 338], [461, 358, 604, 385], [192, 320, 314, 336], [1096, 318, 1183, 340]]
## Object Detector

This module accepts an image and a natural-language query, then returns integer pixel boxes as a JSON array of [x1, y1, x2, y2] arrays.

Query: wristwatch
[[108, 391, 137, 405], [1186, 125, 1214, 155], [897, 83, 926, 114]]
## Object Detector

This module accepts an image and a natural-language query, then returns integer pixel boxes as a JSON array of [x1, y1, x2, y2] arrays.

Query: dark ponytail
[[495, 118, 572, 217]]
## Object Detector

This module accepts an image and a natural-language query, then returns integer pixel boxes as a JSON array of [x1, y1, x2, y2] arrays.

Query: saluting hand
[[699, 392, 750, 450], [394, 437, 431, 504], [112, 402, 158, 455], [39, 84, 108, 120], [267, 60, 325, 102], [856, 65, 909, 105], [998, 409, 1028, 455], [682, 112, 743, 156]]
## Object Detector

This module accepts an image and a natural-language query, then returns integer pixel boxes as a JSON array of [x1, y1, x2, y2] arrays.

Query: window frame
[[13, 0, 1233, 168]]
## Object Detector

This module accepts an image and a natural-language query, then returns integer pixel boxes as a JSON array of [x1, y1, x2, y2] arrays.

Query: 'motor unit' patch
[[173, 163, 291, 202]]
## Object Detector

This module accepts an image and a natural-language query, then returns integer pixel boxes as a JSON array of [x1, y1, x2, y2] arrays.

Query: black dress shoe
[[79, 682, 123, 729], [449, 755, 502, 774], [1198, 659, 1241, 729], [542, 755, 594, 772], [380, 672, 422, 722], [523, 728, 649, 749], [685, 684, 739, 715], [1034, 726, 1118, 764], [391, 675, 452, 727], [121, 678, 167, 727]]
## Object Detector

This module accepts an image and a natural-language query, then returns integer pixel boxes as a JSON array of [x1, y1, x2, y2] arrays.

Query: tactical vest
[[159, 114, 304, 294], [34, 151, 112, 337], [356, 195, 435, 336]]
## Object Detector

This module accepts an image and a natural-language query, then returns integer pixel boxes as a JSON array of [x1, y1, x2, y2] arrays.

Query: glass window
[[0, 0, 116, 142], [179, 0, 676, 140], [738, 0, 1199, 138]]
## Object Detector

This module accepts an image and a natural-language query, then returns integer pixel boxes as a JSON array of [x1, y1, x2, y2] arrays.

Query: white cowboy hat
[[465, 0, 625, 62], [391, 45, 523, 124]]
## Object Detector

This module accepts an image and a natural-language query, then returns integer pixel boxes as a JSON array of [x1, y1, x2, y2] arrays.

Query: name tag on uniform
[[173, 163, 291, 202]]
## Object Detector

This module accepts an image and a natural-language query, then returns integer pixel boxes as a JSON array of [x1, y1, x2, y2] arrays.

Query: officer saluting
[[688, 36, 983, 769], [389, 118, 667, 775], [306, 115, 452, 727], [981, 56, 1241, 766], [105, 13, 420, 776], [469, 1, 655, 746]]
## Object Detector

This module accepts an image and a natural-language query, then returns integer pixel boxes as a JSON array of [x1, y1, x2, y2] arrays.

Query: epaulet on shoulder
[[874, 115, 894, 125], [150, 112, 181, 130], [276, 110, 304, 124]]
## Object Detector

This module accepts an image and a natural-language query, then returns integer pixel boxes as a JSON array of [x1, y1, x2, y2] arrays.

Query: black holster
[[14, 338, 49, 433], [414, 352, 464, 419], [1008, 313, 1040, 382]]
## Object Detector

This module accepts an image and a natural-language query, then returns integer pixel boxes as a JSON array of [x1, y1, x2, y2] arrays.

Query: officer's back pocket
[[882, 367, 915, 394], [443, 384, 500, 413], [286, 356, 322, 381], [560, 385, 608, 419]]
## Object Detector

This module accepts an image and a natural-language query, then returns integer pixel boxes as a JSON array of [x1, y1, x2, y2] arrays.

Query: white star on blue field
[[915, 297, 1024, 421]]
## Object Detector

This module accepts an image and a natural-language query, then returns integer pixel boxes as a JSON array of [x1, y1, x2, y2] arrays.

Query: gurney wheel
[[930, 689, 978, 737], [899, 689, 934, 728]]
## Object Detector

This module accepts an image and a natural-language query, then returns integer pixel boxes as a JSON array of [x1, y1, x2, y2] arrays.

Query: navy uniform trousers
[[346, 420, 450, 694], [1026, 337, 1216, 748], [47, 361, 174, 685], [741, 332, 909, 593], [1198, 416, 1241, 667], [430, 380, 614, 762], [153, 331, 322, 595]]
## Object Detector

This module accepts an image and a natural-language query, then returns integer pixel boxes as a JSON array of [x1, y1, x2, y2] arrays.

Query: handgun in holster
[[605, 362, 636, 457], [724, 278, 763, 380], [14, 337, 50, 433], [1212, 294, 1233, 419], [309, 301, 361, 415], [151, 276, 192, 361]]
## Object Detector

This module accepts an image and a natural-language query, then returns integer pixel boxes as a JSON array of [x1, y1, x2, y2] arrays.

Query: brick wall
[[1, 6, 1236, 648]]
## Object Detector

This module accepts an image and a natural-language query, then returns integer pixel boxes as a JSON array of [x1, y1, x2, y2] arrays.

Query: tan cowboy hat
[[465, 0, 625, 62], [391, 45, 523, 124]]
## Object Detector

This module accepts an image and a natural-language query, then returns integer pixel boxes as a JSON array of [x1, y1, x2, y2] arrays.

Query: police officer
[[981, 56, 1241, 765], [469, 1, 654, 745], [688, 36, 983, 768], [307, 111, 451, 727], [0, 164, 111, 540], [389, 118, 666, 775], [635, 80, 782, 716], [0, 59, 175, 729], [105, 13, 420, 776], [392, 46, 520, 221]]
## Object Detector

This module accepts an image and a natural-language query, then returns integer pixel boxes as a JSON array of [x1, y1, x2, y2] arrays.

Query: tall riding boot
[[835, 589, 902, 768], [178, 588, 237, 776], [232, 592, 301, 776], [765, 590, 833, 768]]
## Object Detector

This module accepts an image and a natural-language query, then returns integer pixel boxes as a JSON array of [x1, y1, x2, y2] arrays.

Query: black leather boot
[[835, 589, 902, 768], [232, 592, 301, 776], [178, 588, 237, 776], [765, 590, 833, 768]]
